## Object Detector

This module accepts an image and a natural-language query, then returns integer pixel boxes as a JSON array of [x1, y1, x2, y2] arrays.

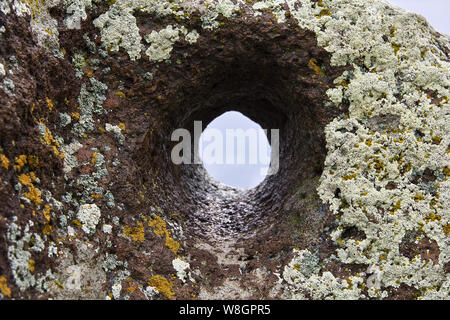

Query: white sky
[[387, 0, 449, 35], [199, 111, 270, 189], [200, 1, 449, 189]]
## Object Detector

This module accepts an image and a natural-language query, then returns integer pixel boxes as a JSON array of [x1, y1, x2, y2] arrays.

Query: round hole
[[198, 111, 271, 189]]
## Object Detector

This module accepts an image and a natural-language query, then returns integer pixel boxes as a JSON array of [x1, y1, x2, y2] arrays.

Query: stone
[[0, 0, 448, 300]]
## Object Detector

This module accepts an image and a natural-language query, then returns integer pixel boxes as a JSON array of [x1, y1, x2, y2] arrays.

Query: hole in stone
[[198, 111, 271, 189]]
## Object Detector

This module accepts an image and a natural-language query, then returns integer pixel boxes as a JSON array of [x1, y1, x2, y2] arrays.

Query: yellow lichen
[[21, 0, 44, 20], [0, 276, 11, 298], [148, 215, 180, 254], [19, 172, 42, 206], [115, 91, 126, 99], [72, 219, 82, 227], [46, 97, 54, 111], [43, 225, 52, 235], [43, 204, 51, 222], [392, 43, 400, 55], [147, 275, 175, 299], [124, 222, 145, 243], [71, 112, 80, 120], [308, 58, 325, 77], [342, 173, 357, 181], [0, 154, 10, 169], [28, 259, 35, 272], [444, 224, 450, 236], [443, 167, 450, 176], [27, 155, 39, 168], [92, 152, 98, 166], [164, 237, 180, 255], [412, 194, 425, 202], [317, 8, 331, 18], [14, 155, 27, 171]]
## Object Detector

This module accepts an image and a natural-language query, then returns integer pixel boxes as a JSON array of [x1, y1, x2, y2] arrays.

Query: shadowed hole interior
[[133, 21, 347, 244]]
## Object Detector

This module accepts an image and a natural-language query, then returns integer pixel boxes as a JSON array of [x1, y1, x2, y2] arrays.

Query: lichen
[[172, 258, 192, 283], [105, 123, 125, 145], [144, 25, 181, 62], [147, 214, 180, 254], [147, 274, 175, 299], [123, 222, 145, 243], [72, 78, 108, 138], [0, 276, 11, 298], [76, 204, 101, 234], [63, 0, 93, 29], [93, 2, 143, 60]]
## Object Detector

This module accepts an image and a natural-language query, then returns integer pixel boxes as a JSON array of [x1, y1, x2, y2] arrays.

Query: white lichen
[[63, 0, 93, 30], [172, 258, 193, 283], [76, 204, 101, 234], [93, 2, 143, 60], [105, 123, 125, 145], [145, 25, 181, 62]]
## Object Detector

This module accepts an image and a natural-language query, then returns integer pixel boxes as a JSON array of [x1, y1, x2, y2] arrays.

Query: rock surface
[[0, 0, 448, 300]]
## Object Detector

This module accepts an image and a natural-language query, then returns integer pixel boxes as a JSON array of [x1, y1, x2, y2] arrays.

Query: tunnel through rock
[[1, 0, 449, 300], [133, 14, 350, 250]]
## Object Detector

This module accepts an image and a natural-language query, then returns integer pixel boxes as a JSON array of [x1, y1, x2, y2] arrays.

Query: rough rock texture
[[0, 0, 448, 300]]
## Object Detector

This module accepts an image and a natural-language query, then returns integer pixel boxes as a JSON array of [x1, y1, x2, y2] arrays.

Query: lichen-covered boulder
[[0, 0, 448, 300]]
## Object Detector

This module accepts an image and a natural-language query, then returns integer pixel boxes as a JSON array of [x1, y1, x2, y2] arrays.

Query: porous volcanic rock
[[0, 0, 448, 300]]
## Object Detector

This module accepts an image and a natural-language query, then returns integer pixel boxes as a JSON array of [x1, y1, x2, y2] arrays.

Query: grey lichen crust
[[1, 0, 449, 300]]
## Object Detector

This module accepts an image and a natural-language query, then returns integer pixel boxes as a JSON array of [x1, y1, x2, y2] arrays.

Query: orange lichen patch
[[118, 122, 126, 131], [92, 152, 98, 166], [18, 172, 35, 186], [123, 222, 145, 243], [42, 204, 51, 222], [412, 194, 425, 202], [308, 58, 325, 77], [0, 154, 10, 169], [46, 97, 54, 111], [431, 136, 441, 144], [43, 225, 52, 235], [148, 215, 180, 254], [23, 186, 42, 206], [389, 200, 402, 215], [392, 43, 400, 55], [342, 172, 357, 181], [147, 275, 175, 299], [14, 155, 27, 171], [22, 0, 43, 19], [115, 91, 126, 99], [317, 8, 331, 18], [19, 172, 42, 206], [27, 155, 39, 168], [71, 112, 80, 121], [164, 237, 180, 255], [0, 276, 11, 298], [39, 122, 64, 159], [72, 219, 82, 227], [444, 224, 450, 236], [28, 259, 35, 272]]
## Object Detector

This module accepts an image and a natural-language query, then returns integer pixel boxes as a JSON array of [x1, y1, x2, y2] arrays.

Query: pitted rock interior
[[0, 0, 449, 300]]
